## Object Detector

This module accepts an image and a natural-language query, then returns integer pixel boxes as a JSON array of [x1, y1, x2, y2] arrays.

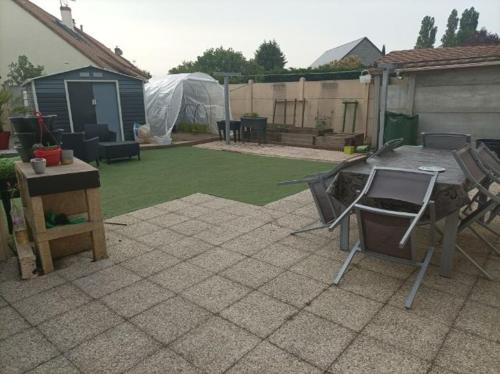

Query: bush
[[241, 112, 259, 118], [0, 158, 16, 180], [176, 122, 209, 134]]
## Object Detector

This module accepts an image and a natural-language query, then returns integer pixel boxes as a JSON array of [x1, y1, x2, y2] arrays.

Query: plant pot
[[30, 158, 46, 174], [13, 132, 36, 161], [9, 115, 56, 134], [0, 131, 10, 150], [33, 146, 61, 166], [14, 145, 32, 163], [61, 149, 74, 165]]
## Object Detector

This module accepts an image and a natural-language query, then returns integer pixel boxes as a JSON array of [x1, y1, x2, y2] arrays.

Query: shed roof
[[13, 0, 148, 79], [377, 45, 500, 71], [310, 37, 367, 68]]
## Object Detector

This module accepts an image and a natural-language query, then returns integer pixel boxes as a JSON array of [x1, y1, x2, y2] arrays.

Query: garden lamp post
[[215, 72, 241, 145]]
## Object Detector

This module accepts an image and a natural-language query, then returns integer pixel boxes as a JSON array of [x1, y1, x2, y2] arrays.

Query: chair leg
[[455, 244, 494, 280], [468, 226, 500, 256], [291, 222, 329, 235], [333, 242, 360, 285], [405, 248, 433, 309]]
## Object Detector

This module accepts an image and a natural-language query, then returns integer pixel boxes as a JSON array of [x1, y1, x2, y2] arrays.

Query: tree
[[456, 7, 479, 45], [381, 45, 386, 55], [415, 16, 438, 48], [169, 47, 250, 75], [254, 40, 287, 71], [462, 28, 500, 46], [441, 9, 459, 47], [3, 55, 44, 87]]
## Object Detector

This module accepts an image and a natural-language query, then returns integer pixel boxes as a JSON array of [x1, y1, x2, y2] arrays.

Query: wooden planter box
[[280, 133, 315, 147], [314, 133, 365, 150]]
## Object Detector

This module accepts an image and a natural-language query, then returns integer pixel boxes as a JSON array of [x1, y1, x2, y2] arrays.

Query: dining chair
[[278, 155, 367, 235], [368, 138, 404, 159], [329, 167, 438, 308], [422, 132, 471, 150]]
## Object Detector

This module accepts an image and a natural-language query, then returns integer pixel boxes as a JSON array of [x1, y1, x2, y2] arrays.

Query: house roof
[[13, 0, 148, 80], [377, 45, 500, 71], [310, 37, 371, 68]]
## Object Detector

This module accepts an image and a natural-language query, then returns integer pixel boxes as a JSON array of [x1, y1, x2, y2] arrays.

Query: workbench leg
[[86, 188, 108, 260], [91, 227, 107, 260], [37, 240, 54, 274]]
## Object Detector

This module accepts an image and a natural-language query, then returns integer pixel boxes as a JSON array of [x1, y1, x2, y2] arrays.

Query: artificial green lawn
[[98, 146, 331, 218]]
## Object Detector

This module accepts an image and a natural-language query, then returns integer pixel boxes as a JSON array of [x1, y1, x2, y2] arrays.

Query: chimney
[[60, 6, 74, 30]]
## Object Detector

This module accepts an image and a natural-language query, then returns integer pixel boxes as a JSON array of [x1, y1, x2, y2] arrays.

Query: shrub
[[0, 158, 16, 180]]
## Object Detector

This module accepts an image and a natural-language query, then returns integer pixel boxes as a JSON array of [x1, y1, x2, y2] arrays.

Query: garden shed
[[23, 66, 146, 141]]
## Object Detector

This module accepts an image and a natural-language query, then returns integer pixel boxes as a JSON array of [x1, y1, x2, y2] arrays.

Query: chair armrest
[[83, 137, 99, 161], [398, 201, 434, 249]]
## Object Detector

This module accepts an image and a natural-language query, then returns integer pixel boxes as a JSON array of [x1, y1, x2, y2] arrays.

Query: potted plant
[[0, 89, 12, 150], [0, 157, 19, 233]]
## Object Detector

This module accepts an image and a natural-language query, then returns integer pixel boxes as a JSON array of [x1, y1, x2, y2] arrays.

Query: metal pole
[[224, 76, 230, 145], [378, 65, 391, 148]]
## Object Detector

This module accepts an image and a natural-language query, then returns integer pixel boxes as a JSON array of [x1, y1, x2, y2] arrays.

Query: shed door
[[67, 82, 96, 132], [93, 83, 122, 141]]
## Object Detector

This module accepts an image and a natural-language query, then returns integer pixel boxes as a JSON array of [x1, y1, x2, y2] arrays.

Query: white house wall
[[0, 0, 94, 84]]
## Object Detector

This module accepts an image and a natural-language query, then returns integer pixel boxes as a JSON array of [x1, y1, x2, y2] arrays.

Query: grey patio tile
[[155, 199, 193, 212], [290, 254, 343, 284], [227, 341, 321, 374], [0, 328, 59, 374], [315, 245, 364, 264], [197, 209, 240, 225], [182, 275, 250, 313], [427, 365, 458, 374], [67, 322, 160, 374], [219, 203, 267, 218], [330, 334, 430, 374], [73, 265, 141, 298], [221, 216, 270, 234], [269, 310, 355, 369], [364, 305, 450, 360], [147, 212, 189, 228], [0, 272, 66, 303], [101, 279, 174, 318], [275, 214, 317, 231], [26, 356, 79, 374], [126, 348, 203, 374], [278, 234, 330, 253], [38, 301, 123, 351], [253, 243, 309, 268], [136, 228, 186, 247], [293, 203, 318, 218], [0, 306, 30, 340], [171, 316, 260, 374], [222, 258, 284, 288], [470, 278, 500, 308], [54, 254, 114, 281], [259, 271, 327, 308], [170, 219, 213, 236], [178, 204, 213, 218], [337, 267, 403, 302], [105, 213, 141, 226], [0, 296, 6, 308], [121, 249, 180, 277], [180, 193, 216, 205], [131, 296, 211, 345], [305, 287, 382, 331], [115, 221, 161, 239], [194, 225, 243, 245], [0, 257, 20, 283], [357, 255, 416, 280], [409, 265, 476, 298], [264, 199, 304, 213], [455, 300, 500, 341], [435, 329, 500, 374], [13, 283, 90, 325], [159, 236, 213, 260], [105, 230, 129, 247], [188, 247, 245, 273], [128, 206, 166, 220], [221, 232, 277, 256], [389, 284, 465, 326], [484, 256, 500, 280], [149, 262, 212, 293], [201, 198, 237, 210], [221, 291, 297, 338], [106, 238, 155, 263]]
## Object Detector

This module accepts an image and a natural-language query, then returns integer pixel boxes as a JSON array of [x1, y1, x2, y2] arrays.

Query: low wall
[[230, 78, 378, 144]]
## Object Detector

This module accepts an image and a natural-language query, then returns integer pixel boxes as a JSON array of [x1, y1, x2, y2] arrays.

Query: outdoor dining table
[[331, 145, 470, 278]]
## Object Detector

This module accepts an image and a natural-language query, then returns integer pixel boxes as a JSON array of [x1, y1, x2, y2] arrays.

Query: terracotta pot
[[0, 131, 10, 150]]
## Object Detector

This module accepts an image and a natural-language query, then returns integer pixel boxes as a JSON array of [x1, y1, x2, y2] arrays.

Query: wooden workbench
[[15, 158, 107, 274]]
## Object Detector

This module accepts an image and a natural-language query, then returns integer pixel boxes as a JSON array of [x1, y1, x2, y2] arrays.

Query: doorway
[[67, 81, 123, 141]]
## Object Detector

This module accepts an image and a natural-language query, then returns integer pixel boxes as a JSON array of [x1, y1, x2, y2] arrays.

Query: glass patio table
[[330, 145, 470, 277]]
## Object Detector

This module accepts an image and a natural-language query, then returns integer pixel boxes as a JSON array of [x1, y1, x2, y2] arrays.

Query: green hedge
[[176, 122, 209, 133]]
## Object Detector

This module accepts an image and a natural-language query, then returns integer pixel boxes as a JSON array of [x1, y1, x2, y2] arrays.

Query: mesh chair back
[[358, 209, 413, 259], [366, 169, 435, 206], [454, 146, 489, 185], [309, 177, 338, 224], [476, 144, 500, 176], [422, 133, 471, 150]]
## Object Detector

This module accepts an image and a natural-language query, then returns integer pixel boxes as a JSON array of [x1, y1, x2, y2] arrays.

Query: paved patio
[[0, 191, 499, 373], [196, 141, 350, 163]]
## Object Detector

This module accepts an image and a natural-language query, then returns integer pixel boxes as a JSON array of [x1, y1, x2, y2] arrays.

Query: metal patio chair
[[278, 155, 367, 235], [421, 132, 471, 150], [329, 167, 438, 309], [368, 138, 404, 159], [476, 142, 500, 177], [453, 146, 500, 263]]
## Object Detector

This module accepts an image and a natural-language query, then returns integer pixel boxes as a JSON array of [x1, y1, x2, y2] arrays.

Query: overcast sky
[[32, 0, 500, 77]]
